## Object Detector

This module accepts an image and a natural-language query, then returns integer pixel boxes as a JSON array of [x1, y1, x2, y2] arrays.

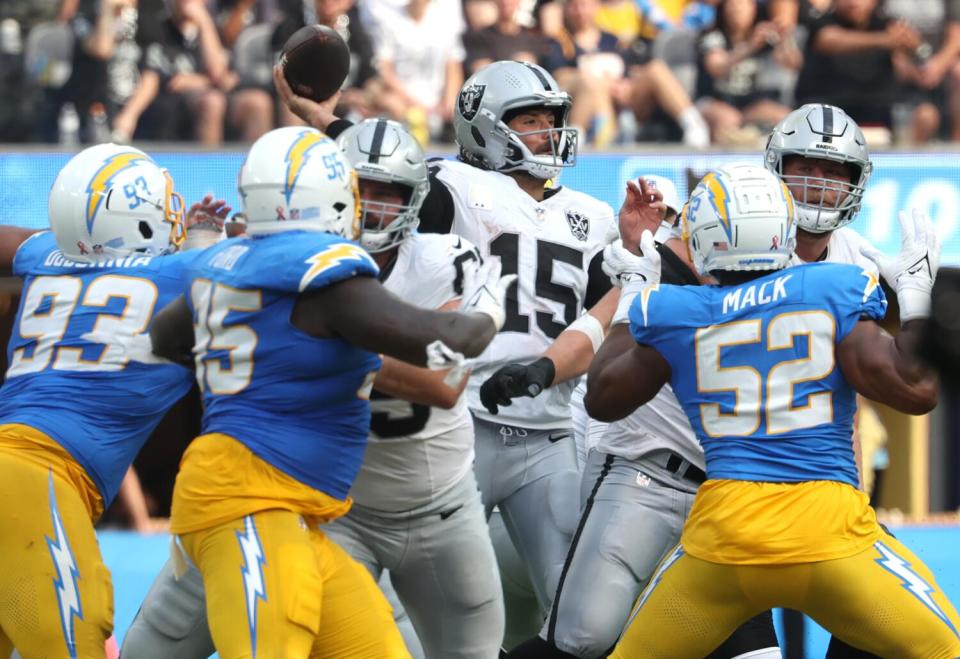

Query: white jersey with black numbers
[[433, 159, 616, 430], [349, 232, 481, 511]]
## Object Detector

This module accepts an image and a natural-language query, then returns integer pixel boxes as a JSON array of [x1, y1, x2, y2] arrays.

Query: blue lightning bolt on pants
[[611, 529, 960, 659], [0, 425, 113, 659], [179, 510, 411, 659], [171, 433, 410, 659]]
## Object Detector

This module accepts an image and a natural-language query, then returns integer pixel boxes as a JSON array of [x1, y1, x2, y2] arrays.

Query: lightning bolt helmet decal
[[85, 151, 151, 235]]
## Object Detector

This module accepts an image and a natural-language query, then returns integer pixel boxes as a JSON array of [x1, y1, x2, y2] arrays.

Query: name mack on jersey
[[721, 273, 792, 314]]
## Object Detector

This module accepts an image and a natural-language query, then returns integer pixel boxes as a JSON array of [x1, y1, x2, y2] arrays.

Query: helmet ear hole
[[333, 202, 347, 213], [138, 221, 154, 240]]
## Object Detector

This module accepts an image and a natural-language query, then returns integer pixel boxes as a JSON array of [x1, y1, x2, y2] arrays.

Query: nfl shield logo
[[565, 210, 590, 241], [458, 84, 486, 121]]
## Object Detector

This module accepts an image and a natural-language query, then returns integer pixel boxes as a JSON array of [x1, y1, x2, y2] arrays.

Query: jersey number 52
[[696, 311, 835, 436]]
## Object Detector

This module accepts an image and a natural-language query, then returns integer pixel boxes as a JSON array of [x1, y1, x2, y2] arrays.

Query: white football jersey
[[595, 383, 705, 468], [349, 233, 479, 511], [789, 226, 880, 274], [434, 159, 616, 429]]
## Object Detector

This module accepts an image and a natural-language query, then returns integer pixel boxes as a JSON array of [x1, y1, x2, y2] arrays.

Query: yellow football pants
[[179, 509, 410, 659], [612, 532, 960, 659], [0, 438, 113, 659]]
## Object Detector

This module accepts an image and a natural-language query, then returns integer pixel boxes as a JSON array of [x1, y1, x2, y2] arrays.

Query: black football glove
[[479, 357, 557, 415]]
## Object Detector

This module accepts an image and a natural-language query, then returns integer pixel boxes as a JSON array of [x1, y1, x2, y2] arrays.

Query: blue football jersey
[[0, 231, 197, 505], [629, 262, 887, 487], [184, 231, 382, 500]]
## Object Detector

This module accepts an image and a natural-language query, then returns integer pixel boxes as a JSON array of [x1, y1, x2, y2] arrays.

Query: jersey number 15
[[490, 232, 583, 339]]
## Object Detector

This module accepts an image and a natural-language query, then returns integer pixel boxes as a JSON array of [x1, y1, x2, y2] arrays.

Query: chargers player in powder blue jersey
[[121, 118, 506, 659], [147, 126, 514, 659], [183, 231, 384, 500], [588, 164, 960, 659], [0, 143, 228, 659], [2, 231, 197, 505], [634, 261, 883, 489]]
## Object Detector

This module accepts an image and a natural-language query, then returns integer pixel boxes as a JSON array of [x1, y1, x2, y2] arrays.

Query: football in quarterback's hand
[[279, 24, 350, 102]]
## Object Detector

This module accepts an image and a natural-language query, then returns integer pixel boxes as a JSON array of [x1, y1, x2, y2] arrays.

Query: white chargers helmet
[[682, 163, 797, 274], [764, 103, 872, 233], [239, 126, 360, 239], [454, 60, 578, 180], [337, 118, 429, 253], [48, 143, 185, 262], [642, 174, 681, 217]]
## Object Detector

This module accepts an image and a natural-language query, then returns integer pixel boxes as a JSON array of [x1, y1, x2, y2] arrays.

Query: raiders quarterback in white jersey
[[506, 104, 880, 659], [414, 61, 643, 617], [428, 157, 615, 430], [121, 120, 505, 659]]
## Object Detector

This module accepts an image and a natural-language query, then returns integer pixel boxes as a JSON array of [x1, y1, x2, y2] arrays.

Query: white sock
[[679, 106, 710, 148]]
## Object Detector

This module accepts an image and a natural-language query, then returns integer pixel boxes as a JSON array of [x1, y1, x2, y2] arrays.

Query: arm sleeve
[[584, 250, 613, 309], [417, 167, 456, 234], [142, 41, 167, 76], [420, 236, 481, 308], [699, 30, 727, 55], [325, 118, 354, 139]]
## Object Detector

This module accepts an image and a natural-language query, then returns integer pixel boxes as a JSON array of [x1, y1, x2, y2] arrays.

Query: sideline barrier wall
[[3, 151, 960, 265]]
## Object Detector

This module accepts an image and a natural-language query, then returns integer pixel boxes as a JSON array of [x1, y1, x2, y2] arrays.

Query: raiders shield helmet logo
[[458, 84, 486, 121], [565, 210, 590, 241]]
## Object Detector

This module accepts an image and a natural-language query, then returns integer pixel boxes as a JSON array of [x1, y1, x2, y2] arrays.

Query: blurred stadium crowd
[[3, 0, 960, 149]]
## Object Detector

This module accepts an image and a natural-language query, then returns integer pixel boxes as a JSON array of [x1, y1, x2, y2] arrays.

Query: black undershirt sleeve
[[417, 165, 456, 234], [658, 243, 700, 286], [325, 118, 354, 139], [585, 251, 613, 309]]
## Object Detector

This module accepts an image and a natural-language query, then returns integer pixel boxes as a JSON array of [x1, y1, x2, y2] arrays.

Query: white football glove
[[426, 340, 472, 387], [861, 208, 940, 322], [602, 229, 661, 289], [460, 258, 517, 331]]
